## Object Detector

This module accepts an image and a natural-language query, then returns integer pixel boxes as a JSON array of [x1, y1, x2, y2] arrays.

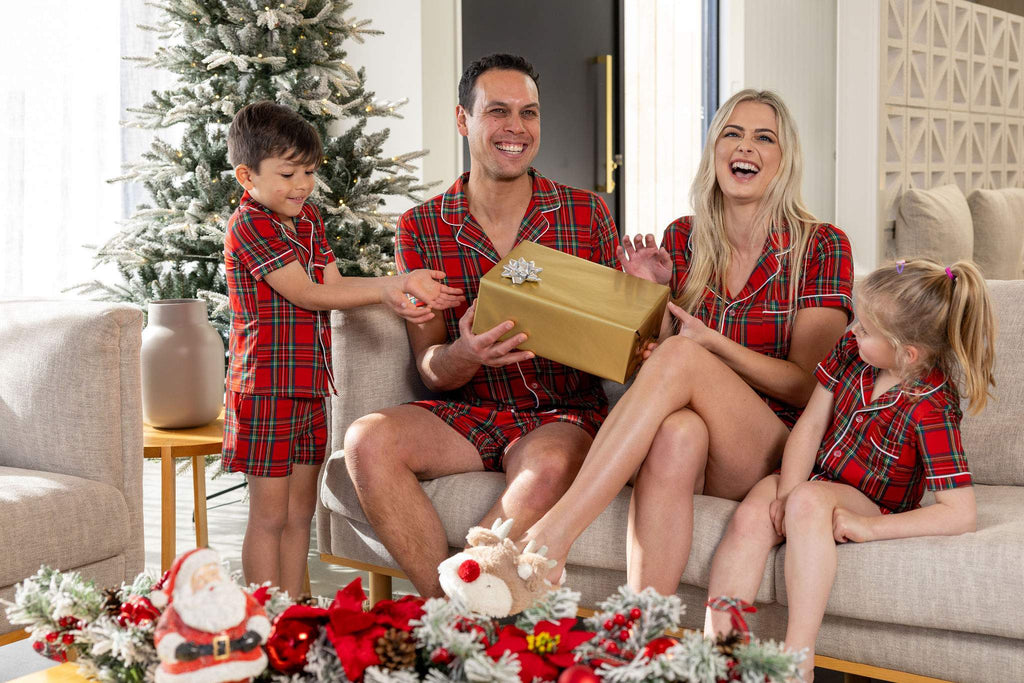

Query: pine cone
[[102, 588, 122, 618], [373, 627, 417, 671], [715, 630, 743, 657]]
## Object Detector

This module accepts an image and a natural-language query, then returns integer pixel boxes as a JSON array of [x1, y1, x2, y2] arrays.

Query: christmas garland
[[4, 566, 802, 683]]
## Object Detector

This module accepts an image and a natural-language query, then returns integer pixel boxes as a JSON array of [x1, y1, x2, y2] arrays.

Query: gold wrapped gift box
[[472, 240, 670, 384]]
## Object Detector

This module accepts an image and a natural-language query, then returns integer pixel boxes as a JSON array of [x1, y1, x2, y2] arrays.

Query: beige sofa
[[895, 185, 1024, 279], [317, 281, 1024, 682], [0, 300, 145, 637]]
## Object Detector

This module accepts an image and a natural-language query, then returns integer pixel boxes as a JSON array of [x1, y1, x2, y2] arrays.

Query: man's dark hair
[[227, 100, 322, 172], [458, 53, 539, 114]]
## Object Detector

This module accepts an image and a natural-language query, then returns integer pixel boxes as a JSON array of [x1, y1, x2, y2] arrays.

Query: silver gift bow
[[500, 257, 543, 285]]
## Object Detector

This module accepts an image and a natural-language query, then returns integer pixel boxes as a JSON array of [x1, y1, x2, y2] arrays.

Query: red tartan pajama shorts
[[222, 391, 328, 477], [409, 400, 606, 471]]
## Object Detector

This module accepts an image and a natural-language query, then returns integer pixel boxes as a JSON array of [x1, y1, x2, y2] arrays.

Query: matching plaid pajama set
[[395, 169, 621, 471], [222, 191, 334, 477], [661, 217, 855, 428], [811, 331, 973, 513]]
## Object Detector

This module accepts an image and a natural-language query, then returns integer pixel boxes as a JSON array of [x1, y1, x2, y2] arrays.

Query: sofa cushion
[[967, 188, 1024, 279], [320, 452, 775, 603], [959, 280, 1024, 486], [774, 485, 1024, 640], [895, 185, 973, 264], [0, 466, 131, 587]]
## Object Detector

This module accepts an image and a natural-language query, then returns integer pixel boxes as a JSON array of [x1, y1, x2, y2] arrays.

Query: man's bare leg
[[476, 422, 592, 543], [344, 405, 483, 597]]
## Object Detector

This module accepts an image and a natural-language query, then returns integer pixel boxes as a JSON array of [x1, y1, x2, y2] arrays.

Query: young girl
[[705, 259, 995, 682]]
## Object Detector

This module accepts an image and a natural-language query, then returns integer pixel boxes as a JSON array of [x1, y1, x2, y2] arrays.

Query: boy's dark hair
[[458, 53, 539, 114], [227, 100, 322, 172]]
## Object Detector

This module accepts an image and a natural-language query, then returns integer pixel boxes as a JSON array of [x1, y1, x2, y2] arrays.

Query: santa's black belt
[[175, 630, 261, 662]]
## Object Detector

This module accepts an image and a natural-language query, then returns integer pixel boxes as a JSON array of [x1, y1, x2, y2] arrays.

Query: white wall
[[719, 0, 838, 225]]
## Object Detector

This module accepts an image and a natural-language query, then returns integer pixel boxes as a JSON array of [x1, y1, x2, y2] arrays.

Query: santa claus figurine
[[151, 548, 270, 683]]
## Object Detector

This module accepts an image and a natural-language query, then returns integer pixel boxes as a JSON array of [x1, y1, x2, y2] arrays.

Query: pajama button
[[531, 383, 539, 389], [832, 450, 841, 458], [855, 415, 864, 423]]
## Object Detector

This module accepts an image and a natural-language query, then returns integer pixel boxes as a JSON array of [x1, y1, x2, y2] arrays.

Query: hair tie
[[945, 266, 956, 282], [895, 259, 905, 274]]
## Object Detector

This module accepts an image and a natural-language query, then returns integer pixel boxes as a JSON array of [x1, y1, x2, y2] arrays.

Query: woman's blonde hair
[[679, 89, 818, 319], [857, 259, 996, 414]]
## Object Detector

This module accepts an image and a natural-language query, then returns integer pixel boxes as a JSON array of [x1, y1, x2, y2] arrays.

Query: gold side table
[[143, 416, 224, 571]]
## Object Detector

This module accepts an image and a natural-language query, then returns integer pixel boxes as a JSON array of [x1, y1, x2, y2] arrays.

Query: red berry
[[32, 641, 44, 652], [618, 629, 629, 641], [605, 641, 619, 654], [45, 632, 58, 643], [613, 613, 626, 626], [603, 619, 614, 631], [626, 619, 634, 628], [629, 607, 642, 620], [62, 634, 74, 644], [431, 647, 453, 665]]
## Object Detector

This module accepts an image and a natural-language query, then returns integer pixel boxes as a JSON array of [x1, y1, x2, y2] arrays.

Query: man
[[344, 53, 620, 597]]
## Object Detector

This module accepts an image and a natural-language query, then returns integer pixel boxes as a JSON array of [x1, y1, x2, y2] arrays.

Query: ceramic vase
[[141, 299, 225, 428]]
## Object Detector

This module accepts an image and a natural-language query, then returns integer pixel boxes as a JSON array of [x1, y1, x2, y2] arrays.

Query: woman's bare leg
[[627, 408, 708, 593], [522, 336, 789, 582]]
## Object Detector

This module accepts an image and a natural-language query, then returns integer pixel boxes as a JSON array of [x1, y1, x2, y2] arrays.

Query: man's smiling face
[[457, 68, 541, 182]]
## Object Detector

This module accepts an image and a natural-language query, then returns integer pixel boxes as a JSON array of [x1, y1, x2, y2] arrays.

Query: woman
[[520, 89, 854, 594]]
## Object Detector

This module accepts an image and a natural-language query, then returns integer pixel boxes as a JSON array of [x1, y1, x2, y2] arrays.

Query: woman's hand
[[617, 234, 672, 285], [833, 507, 873, 543], [667, 301, 714, 347]]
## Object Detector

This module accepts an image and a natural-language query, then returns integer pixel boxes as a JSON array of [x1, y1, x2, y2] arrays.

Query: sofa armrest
[[0, 299, 144, 576], [329, 305, 434, 453]]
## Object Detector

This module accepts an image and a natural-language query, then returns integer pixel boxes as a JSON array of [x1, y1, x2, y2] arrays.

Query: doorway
[[461, 0, 623, 224]]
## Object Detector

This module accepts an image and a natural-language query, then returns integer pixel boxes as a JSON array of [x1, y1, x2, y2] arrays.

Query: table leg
[[368, 572, 392, 605], [191, 455, 209, 549], [160, 447, 176, 571]]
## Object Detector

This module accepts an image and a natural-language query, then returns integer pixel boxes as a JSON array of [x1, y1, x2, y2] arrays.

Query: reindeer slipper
[[438, 518, 563, 617]]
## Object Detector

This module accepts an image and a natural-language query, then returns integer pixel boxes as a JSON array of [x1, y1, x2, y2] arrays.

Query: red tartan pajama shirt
[[395, 169, 620, 469], [811, 331, 972, 513], [662, 217, 855, 428]]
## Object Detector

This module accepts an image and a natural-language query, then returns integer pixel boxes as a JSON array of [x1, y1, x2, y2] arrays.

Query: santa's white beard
[[174, 582, 247, 633]]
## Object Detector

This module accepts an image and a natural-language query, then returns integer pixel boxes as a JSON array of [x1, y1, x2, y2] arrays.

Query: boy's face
[[235, 153, 316, 220]]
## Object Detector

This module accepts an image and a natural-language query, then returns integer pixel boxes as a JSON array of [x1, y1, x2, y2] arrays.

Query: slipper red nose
[[458, 558, 481, 583]]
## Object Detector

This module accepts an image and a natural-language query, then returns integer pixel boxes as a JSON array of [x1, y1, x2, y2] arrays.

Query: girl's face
[[713, 100, 782, 206], [851, 306, 899, 372]]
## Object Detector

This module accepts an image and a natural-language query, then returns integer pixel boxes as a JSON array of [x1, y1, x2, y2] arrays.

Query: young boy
[[223, 100, 462, 597]]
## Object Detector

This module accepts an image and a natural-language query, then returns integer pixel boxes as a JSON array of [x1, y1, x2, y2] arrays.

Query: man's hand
[[833, 507, 873, 543], [617, 233, 672, 285], [451, 301, 535, 367], [769, 497, 787, 537]]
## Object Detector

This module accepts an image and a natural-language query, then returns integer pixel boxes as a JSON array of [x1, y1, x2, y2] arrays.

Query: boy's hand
[[833, 507, 872, 543], [381, 286, 438, 324], [617, 233, 672, 285], [769, 497, 787, 537], [403, 269, 464, 310]]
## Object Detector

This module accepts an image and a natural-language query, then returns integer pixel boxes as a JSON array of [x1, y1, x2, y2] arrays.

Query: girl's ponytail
[[946, 261, 996, 414]]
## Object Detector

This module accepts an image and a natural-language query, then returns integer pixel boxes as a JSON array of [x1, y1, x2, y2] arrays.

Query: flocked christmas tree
[[77, 0, 429, 330]]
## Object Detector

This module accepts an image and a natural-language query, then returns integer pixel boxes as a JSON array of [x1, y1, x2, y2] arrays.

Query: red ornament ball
[[431, 647, 454, 665], [629, 607, 642, 620], [604, 640, 620, 654], [32, 641, 44, 653], [602, 618, 614, 631], [617, 629, 629, 641], [642, 636, 679, 658], [613, 613, 626, 626], [557, 664, 600, 683], [45, 632, 58, 643], [61, 634, 74, 645]]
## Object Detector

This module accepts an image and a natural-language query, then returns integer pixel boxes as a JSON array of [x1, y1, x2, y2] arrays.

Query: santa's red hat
[[149, 547, 221, 609]]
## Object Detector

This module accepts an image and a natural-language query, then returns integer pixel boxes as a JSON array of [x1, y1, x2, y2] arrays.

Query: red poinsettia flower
[[266, 604, 329, 673], [323, 578, 425, 682], [485, 618, 594, 682], [250, 585, 272, 606]]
